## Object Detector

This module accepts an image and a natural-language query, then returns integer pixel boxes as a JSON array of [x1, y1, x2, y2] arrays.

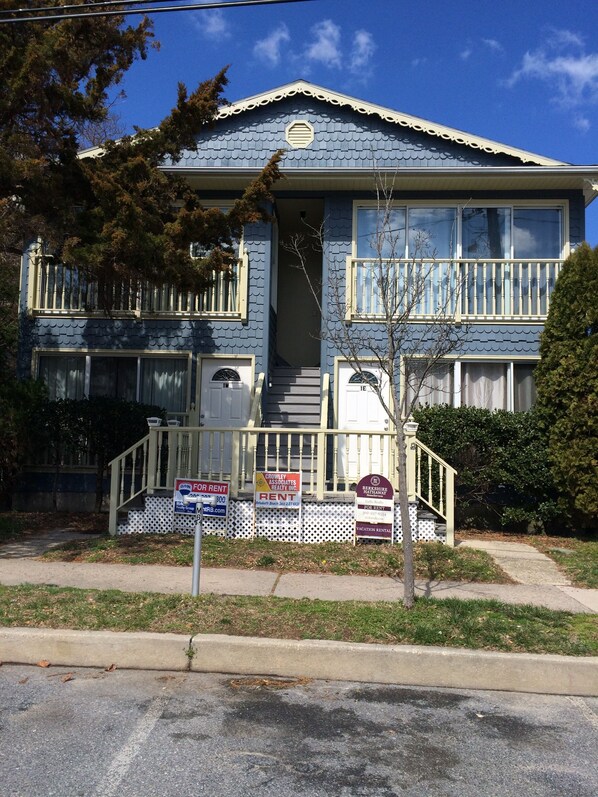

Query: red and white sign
[[255, 471, 302, 509], [355, 474, 394, 541]]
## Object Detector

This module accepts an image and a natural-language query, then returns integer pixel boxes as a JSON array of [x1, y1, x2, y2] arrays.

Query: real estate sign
[[255, 471, 302, 508], [355, 474, 394, 542], [173, 479, 229, 518]]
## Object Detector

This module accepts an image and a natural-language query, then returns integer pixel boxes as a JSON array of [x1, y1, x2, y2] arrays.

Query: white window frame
[[352, 200, 569, 260], [33, 349, 193, 414], [190, 201, 244, 259], [402, 355, 540, 413]]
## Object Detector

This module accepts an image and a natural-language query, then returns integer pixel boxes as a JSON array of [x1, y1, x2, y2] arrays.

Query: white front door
[[199, 359, 252, 473], [337, 363, 390, 481]]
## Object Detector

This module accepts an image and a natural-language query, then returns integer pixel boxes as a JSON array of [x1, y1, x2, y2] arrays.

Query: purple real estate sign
[[354, 474, 394, 542]]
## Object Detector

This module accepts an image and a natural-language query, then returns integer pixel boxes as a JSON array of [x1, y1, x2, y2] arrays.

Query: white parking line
[[94, 693, 170, 797]]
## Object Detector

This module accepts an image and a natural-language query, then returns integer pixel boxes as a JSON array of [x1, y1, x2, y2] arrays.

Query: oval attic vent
[[285, 120, 314, 149]]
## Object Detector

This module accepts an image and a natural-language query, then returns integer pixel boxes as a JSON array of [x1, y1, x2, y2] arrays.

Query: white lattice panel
[[118, 495, 446, 543]]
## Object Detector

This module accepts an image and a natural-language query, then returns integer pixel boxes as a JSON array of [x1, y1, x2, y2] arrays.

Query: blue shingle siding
[[569, 193, 585, 245], [22, 220, 272, 378], [172, 98, 521, 170]]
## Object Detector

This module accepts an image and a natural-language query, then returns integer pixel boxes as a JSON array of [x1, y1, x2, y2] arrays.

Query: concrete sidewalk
[[0, 552, 596, 613], [1, 533, 597, 696]]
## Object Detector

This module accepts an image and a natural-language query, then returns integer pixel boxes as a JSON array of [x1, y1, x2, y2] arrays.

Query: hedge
[[413, 405, 567, 531]]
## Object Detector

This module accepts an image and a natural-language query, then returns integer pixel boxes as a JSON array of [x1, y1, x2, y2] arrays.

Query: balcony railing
[[28, 253, 248, 319], [347, 257, 563, 322]]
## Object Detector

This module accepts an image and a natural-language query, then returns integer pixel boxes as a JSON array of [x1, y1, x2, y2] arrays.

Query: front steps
[[264, 367, 321, 427]]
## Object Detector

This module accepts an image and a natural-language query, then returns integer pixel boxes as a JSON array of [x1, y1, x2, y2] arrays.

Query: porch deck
[[108, 424, 455, 545]]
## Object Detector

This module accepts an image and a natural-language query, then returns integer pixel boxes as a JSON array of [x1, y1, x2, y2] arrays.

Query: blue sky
[[110, 0, 598, 244]]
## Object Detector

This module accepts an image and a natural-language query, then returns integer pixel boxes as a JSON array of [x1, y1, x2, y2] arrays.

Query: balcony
[[28, 253, 248, 320], [346, 257, 563, 322]]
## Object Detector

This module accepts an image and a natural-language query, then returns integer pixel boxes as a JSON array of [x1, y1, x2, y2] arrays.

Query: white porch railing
[[28, 253, 248, 319], [108, 423, 456, 544], [347, 257, 563, 322]]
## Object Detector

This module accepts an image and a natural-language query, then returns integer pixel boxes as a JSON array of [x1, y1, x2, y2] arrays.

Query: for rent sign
[[355, 474, 394, 542], [255, 471, 302, 509], [173, 479, 229, 518]]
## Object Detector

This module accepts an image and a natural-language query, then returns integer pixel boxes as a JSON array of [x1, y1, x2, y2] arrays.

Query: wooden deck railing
[[347, 257, 563, 322], [108, 422, 456, 543], [29, 252, 248, 319]]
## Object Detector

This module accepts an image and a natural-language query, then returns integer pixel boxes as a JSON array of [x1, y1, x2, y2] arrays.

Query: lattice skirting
[[118, 496, 442, 544]]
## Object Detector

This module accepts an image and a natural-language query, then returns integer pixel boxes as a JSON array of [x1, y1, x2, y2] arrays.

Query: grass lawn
[[530, 537, 598, 589], [0, 583, 595, 656], [41, 533, 511, 583], [460, 529, 598, 589]]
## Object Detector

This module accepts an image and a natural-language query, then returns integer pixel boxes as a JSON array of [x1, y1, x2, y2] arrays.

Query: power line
[[0, 0, 161, 15], [0, 0, 315, 24]]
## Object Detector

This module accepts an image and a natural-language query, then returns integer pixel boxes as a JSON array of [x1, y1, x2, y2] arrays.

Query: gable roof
[[218, 80, 565, 167]]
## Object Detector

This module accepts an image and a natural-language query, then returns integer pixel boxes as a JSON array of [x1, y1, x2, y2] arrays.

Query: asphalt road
[[1, 665, 597, 797]]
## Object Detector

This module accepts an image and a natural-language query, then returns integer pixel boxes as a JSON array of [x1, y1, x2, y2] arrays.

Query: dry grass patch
[[41, 533, 510, 583]]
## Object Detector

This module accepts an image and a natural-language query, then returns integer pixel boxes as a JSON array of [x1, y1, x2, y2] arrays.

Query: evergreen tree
[[0, 3, 281, 299], [535, 243, 598, 523]]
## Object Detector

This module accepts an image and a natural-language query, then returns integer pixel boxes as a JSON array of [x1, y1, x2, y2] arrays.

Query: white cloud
[[573, 114, 591, 133], [192, 9, 230, 41], [411, 57, 427, 68], [252, 19, 376, 79], [305, 19, 342, 68], [460, 47, 472, 61], [349, 30, 376, 73], [253, 23, 291, 67], [482, 38, 503, 53], [547, 28, 585, 49], [508, 46, 598, 107]]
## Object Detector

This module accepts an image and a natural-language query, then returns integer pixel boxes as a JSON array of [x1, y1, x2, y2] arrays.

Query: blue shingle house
[[18, 81, 598, 543]]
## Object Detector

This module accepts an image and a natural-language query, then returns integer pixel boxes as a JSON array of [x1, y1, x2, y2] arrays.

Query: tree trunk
[[396, 428, 415, 608]]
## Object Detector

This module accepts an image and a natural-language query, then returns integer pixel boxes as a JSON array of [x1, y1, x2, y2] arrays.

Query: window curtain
[[141, 359, 187, 413], [461, 363, 507, 410], [406, 360, 453, 408], [89, 357, 137, 401], [38, 356, 85, 400], [514, 364, 536, 411]]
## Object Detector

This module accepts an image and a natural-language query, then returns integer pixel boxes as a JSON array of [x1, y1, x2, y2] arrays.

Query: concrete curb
[[0, 628, 192, 671], [1, 627, 597, 696]]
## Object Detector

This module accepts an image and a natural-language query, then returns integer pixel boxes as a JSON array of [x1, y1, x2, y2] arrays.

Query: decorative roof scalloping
[[217, 80, 565, 168]]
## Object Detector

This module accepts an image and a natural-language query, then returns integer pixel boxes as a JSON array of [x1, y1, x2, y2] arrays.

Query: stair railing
[[316, 372, 330, 499], [245, 372, 265, 487], [406, 429, 456, 546], [110, 422, 456, 544], [108, 433, 150, 535]]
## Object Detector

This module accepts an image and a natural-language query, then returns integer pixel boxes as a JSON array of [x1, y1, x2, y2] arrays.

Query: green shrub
[[34, 396, 166, 511], [413, 405, 565, 531], [0, 379, 48, 508], [535, 243, 598, 526]]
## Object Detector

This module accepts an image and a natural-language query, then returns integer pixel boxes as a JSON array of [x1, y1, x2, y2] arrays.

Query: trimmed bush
[[413, 405, 565, 531]]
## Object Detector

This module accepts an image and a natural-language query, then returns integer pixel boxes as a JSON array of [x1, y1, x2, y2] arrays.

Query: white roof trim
[[218, 80, 565, 167]]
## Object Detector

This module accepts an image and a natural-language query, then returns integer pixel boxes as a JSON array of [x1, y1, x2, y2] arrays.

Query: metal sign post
[[182, 495, 218, 596]]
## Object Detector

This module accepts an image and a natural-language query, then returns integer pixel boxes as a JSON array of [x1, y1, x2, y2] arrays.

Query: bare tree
[[284, 175, 467, 608]]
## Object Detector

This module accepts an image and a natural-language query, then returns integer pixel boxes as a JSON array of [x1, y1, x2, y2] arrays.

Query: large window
[[37, 354, 189, 413], [356, 205, 562, 260], [405, 359, 537, 412], [356, 206, 456, 259]]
